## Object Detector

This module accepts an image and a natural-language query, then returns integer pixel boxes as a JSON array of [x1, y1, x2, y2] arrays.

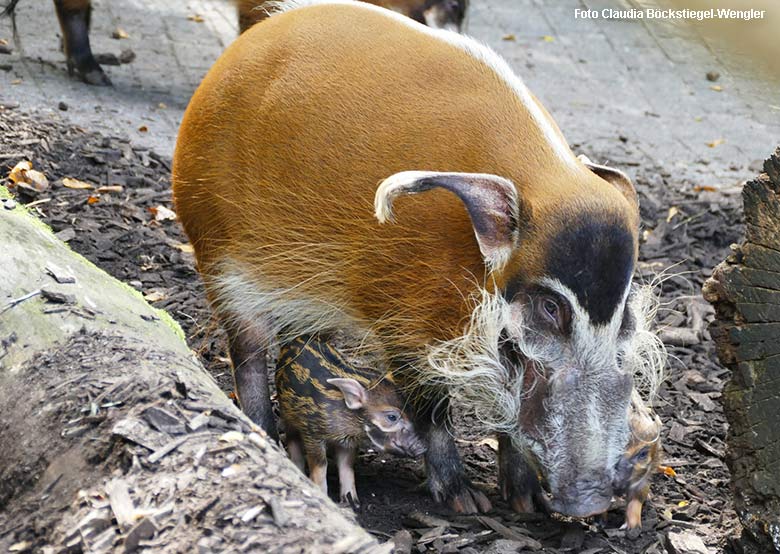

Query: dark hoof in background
[[79, 66, 111, 86]]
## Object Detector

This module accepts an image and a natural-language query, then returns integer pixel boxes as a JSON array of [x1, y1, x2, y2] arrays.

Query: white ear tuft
[[373, 170, 521, 271]]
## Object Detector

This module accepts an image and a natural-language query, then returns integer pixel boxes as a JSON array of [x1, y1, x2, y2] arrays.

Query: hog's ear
[[375, 171, 520, 271], [577, 155, 638, 214], [327, 378, 368, 410]]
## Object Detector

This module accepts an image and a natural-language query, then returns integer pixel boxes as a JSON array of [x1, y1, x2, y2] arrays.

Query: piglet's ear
[[577, 155, 638, 214], [374, 171, 520, 271], [327, 378, 368, 410]]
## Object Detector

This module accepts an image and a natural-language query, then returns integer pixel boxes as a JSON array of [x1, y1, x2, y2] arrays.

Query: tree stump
[[0, 188, 385, 553], [703, 147, 780, 554]]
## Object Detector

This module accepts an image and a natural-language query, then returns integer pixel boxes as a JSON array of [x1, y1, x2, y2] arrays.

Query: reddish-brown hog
[[173, 0, 661, 516]]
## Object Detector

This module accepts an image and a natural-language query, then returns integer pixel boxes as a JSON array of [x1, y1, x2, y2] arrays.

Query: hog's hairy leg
[[52, 0, 110, 85], [419, 400, 491, 514], [498, 434, 549, 513], [226, 322, 277, 440], [335, 445, 358, 505]]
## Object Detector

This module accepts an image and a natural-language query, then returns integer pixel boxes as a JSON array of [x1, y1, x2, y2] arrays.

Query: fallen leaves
[[112, 28, 129, 39], [7, 160, 49, 191], [709, 85, 723, 92], [542, 35, 555, 42], [187, 14, 205, 23], [149, 205, 177, 222], [63, 177, 93, 190], [502, 34, 516, 41], [693, 185, 717, 193], [706, 138, 725, 148]]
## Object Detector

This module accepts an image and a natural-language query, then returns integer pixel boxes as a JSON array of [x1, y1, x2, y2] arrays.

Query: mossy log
[[0, 188, 385, 554], [702, 147, 780, 554]]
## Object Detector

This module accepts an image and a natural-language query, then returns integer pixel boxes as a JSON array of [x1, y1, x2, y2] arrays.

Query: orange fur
[[172, 2, 638, 365]]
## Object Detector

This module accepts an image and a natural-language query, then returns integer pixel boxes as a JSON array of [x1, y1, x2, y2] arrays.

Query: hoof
[[444, 485, 492, 514]]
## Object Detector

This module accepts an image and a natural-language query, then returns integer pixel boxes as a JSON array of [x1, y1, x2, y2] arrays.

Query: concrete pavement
[[0, 0, 778, 185]]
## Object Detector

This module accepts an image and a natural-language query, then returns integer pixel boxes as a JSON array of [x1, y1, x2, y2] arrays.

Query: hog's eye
[[385, 411, 400, 424], [535, 292, 570, 333]]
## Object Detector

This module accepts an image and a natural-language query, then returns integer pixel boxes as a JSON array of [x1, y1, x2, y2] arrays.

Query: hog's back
[[172, 2, 576, 350]]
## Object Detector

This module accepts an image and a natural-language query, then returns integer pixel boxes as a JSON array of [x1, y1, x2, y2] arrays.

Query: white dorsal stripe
[[264, 0, 576, 165]]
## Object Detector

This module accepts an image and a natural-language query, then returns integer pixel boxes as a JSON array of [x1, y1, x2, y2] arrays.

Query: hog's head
[[374, 159, 665, 517]]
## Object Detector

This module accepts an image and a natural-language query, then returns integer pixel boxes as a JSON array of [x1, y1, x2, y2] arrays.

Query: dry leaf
[[710, 85, 723, 92], [666, 206, 679, 222], [87, 195, 100, 204], [8, 160, 32, 183], [219, 431, 245, 443], [174, 242, 194, 253], [693, 185, 717, 193], [660, 465, 677, 477], [0, 38, 8, 46], [149, 205, 177, 222], [158, 102, 167, 109], [96, 185, 123, 193], [542, 35, 555, 42], [677, 500, 690, 508], [62, 177, 94, 190], [706, 138, 725, 148], [144, 290, 166, 302], [11, 79, 21, 85], [188, 14, 205, 22], [502, 34, 516, 41], [138, 125, 148, 133], [7, 160, 49, 191], [112, 27, 129, 39]]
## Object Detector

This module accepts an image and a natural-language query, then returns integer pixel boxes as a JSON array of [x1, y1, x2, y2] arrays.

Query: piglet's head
[[328, 377, 427, 458]]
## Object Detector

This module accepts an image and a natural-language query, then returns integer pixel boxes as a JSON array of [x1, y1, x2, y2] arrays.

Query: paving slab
[[0, 0, 778, 184]]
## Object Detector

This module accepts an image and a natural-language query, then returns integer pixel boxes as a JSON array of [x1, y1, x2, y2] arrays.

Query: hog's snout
[[550, 479, 614, 518]]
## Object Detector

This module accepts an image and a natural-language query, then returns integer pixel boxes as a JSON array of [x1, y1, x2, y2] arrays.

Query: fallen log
[[0, 188, 386, 553], [703, 147, 780, 554]]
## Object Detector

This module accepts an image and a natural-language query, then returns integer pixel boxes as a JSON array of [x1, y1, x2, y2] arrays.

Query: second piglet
[[275, 334, 427, 504]]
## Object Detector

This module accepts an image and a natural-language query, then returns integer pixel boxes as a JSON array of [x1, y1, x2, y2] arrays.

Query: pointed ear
[[374, 171, 520, 271], [327, 378, 368, 410], [577, 155, 638, 214]]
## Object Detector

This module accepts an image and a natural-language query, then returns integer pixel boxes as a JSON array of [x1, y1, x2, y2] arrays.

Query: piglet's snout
[[391, 430, 428, 458]]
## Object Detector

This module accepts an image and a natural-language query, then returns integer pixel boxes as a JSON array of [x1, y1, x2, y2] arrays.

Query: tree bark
[[703, 147, 780, 554], [0, 190, 385, 553]]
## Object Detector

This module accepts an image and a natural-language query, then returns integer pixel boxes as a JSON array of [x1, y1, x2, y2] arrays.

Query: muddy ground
[[0, 105, 748, 553]]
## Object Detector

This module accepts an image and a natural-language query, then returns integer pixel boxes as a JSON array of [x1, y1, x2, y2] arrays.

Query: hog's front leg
[[497, 433, 550, 513], [305, 440, 328, 495], [424, 420, 491, 514], [53, 0, 110, 85]]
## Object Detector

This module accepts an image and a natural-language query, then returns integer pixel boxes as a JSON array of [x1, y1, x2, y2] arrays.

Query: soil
[[0, 105, 747, 553]]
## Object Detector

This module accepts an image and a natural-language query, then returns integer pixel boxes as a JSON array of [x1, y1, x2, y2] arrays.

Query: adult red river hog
[[172, 0, 665, 516]]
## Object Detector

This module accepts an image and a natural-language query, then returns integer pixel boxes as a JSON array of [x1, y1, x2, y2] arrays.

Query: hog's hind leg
[[226, 319, 278, 440]]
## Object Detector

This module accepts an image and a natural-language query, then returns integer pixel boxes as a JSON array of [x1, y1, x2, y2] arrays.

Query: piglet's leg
[[335, 445, 358, 506], [286, 429, 306, 473], [305, 441, 328, 496]]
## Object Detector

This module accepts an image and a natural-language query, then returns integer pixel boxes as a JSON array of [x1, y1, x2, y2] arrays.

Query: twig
[[1, 288, 41, 313]]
